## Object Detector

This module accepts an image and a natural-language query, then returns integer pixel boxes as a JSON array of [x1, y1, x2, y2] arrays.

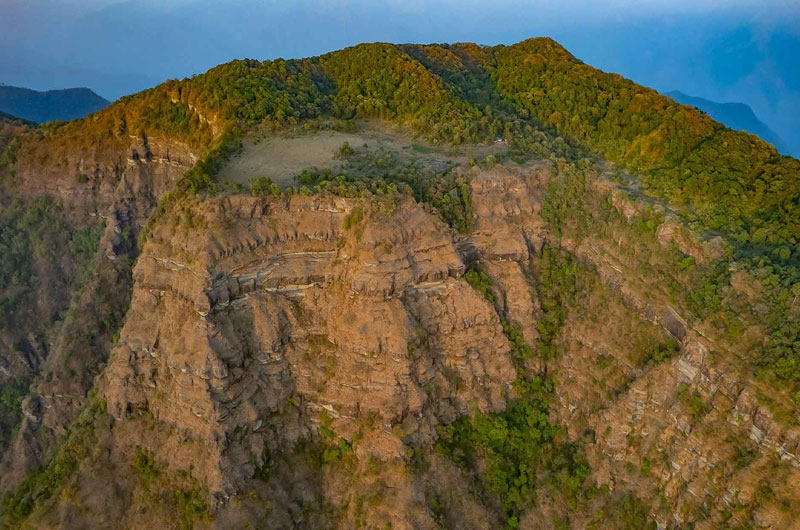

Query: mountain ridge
[[665, 90, 791, 156], [0, 38, 799, 529], [0, 85, 110, 124]]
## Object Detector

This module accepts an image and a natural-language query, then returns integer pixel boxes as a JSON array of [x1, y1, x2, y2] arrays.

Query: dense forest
[[27, 38, 799, 245]]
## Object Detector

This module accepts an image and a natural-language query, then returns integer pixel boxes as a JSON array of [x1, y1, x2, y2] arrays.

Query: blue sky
[[1, 0, 799, 155]]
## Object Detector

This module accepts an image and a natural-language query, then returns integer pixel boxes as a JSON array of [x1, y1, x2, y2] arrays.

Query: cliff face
[[102, 191, 515, 501], [3, 160, 793, 529], [0, 130, 197, 490], [13, 132, 196, 226], [2, 37, 800, 530]]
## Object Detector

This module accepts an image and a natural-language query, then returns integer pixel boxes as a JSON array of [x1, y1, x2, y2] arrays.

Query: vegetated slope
[[488, 39, 800, 246], [0, 86, 110, 124], [666, 90, 791, 157], [0, 38, 799, 530]]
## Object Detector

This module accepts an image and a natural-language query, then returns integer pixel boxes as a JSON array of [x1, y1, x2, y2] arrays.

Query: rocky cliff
[[1, 37, 800, 530], [4, 156, 797, 529], [0, 128, 197, 491]]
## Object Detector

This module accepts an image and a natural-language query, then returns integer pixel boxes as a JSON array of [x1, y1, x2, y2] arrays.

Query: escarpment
[[3, 37, 800, 530], [0, 127, 198, 490], [0, 159, 785, 529], [2, 136, 798, 529], [101, 194, 516, 502]]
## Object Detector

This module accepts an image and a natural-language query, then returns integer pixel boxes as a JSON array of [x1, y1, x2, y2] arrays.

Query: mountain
[[666, 90, 791, 155], [0, 110, 26, 123], [0, 39, 799, 530], [0, 85, 110, 124]]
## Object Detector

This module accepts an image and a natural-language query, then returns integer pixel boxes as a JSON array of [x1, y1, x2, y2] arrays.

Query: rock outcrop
[[0, 132, 197, 491], [3, 148, 799, 529], [102, 194, 517, 508]]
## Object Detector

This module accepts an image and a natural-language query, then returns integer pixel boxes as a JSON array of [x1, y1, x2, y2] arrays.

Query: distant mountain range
[[0, 85, 110, 124], [0, 109, 26, 123], [666, 90, 789, 155]]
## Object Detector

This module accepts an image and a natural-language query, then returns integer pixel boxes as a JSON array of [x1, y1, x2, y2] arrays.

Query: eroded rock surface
[[102, 194, 516, 507], [5, 161, 800, 529]]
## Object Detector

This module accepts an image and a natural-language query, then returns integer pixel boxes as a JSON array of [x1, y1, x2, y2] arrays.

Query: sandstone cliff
[[3, 156, 796, 529], [1, 37, 799, 530], [0, 129, 197, 491]]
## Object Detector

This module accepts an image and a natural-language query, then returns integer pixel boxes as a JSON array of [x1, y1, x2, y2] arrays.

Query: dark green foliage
[[763, 319, 800, 382], [678, 383, 709, 419], [0, 399, 106, 525], [0, 135, 22, 184], [503, 320, 535, 370], [464, 269, 495, 303], [0, 377, 30, 452], [321, 43, 488, 144], [336, 141, 355, 158], [295, 169, 406, 200], [734, 444, 757, 470], [0, 218, 30, 293], [343, 206, 365, 230], [633, 208, 665, 236], [295, 411, 356, 479], [489, 38, 800, 248], [738, 258, 800, 395], [320, 411, 353, 465], [422, 172, 473, 233], [174, 485, 210, 530], [480, 38, 800, 393], [437, 376, 588, 528], [179, 130, 242, 195], [639, 338, 679, 367], [444, 267, 589, 527], [0, 197, 101, 323], [249, 176, 281, 197], [67, 224, 104, 287], [293, 147, 474, 232], [687, 262, 731, 317], [586, 493, 658, 530], [131, 448, 211, 529], [0, 198, 65, 291], [133, 448, 162, 490], [180, 58, 330, 127], [26, 37, 799, 238], [322, 438, 354, 465], [535, 246, 586, 364], [540, 159, 592, 238], [182, 165, 217, 195]]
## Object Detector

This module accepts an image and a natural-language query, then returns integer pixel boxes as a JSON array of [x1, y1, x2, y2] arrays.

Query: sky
[[1, 0, 799, 155]]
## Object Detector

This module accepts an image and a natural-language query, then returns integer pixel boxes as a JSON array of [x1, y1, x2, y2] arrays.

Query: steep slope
[[666, 90, 790, 156], [0, 89, 198, 491], [1, 38, 799, 530], [0, 86, 110, 124]]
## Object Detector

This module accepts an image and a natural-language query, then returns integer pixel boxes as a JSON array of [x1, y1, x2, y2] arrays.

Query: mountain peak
[[666, 90, 790, 155]]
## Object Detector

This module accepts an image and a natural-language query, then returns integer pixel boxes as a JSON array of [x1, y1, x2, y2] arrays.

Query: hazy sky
[[1, 0, 799, 154]]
